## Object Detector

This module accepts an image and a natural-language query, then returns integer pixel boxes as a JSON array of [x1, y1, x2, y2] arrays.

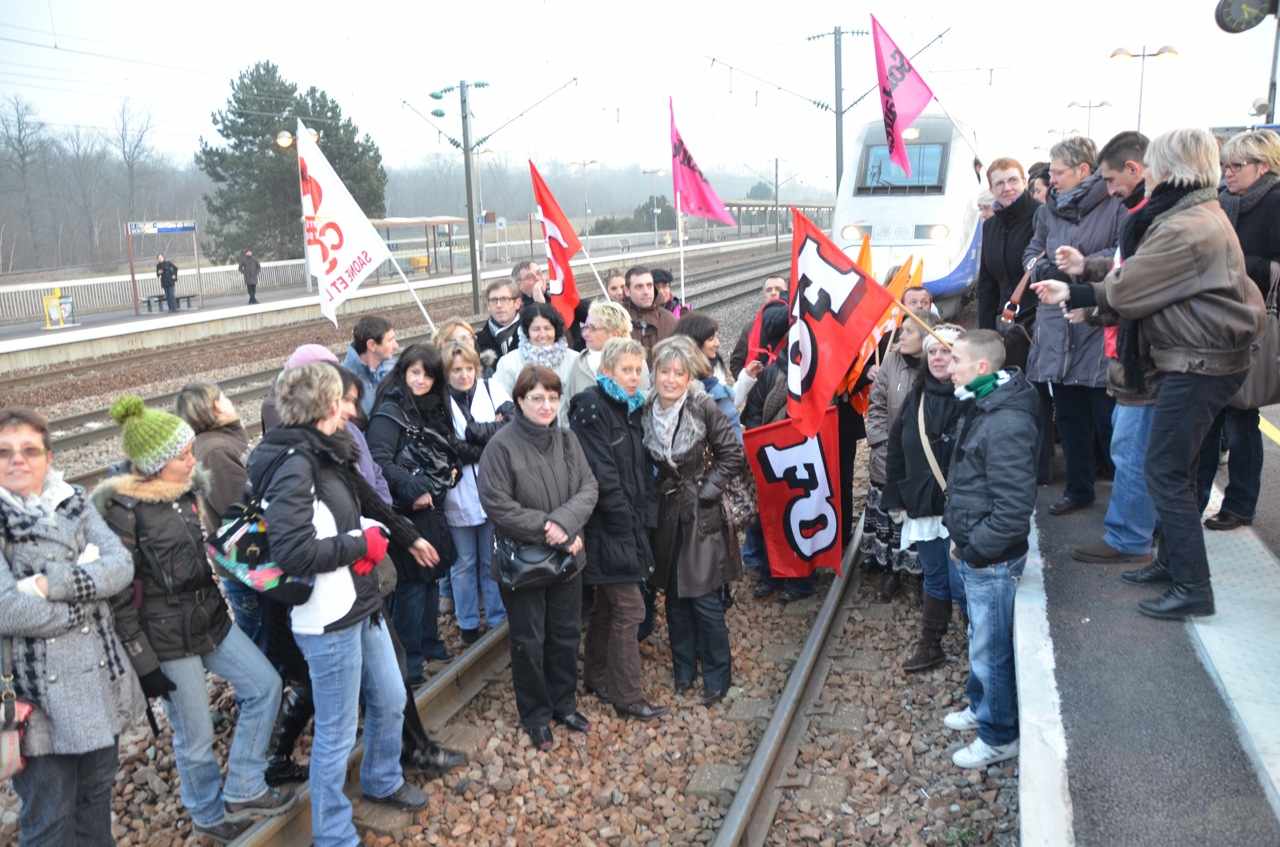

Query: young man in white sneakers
[[943, 330, 1038, 769]]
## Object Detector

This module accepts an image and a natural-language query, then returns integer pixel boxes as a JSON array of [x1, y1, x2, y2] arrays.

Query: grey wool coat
[[0, 474, 144, 757]]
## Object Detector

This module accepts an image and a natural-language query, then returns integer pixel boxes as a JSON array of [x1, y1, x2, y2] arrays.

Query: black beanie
[[760, 302, 790, 349]]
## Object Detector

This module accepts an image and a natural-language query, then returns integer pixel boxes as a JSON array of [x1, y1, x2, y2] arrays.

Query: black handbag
[[997, 260, 1038, 372], [493, 534, 579, 591]]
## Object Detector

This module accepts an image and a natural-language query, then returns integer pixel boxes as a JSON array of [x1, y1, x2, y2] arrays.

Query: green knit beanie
[[110, 394, 195, 476]]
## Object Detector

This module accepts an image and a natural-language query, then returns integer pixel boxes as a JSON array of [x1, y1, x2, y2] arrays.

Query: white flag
[[295, 119, 391, 325]]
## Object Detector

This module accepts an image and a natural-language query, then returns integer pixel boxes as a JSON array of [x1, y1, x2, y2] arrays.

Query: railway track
[[61, 256, 785, 490]]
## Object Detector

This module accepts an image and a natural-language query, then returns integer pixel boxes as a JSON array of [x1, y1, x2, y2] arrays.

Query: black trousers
[[246, 283, 258, 304], [12, 743, 118, 847], [1054, 383, 1114, 505], [1034, 381, 1056, 485], [501, 571, 582, 729], [837, 401, 863, 550], [1146, 372, 1245, 586], [1195, 406, 1264, 518], [665, 587, 732, 695]]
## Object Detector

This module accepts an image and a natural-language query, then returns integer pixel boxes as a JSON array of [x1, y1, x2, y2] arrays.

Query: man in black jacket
[[729, 275, 788, 375], [568, 338, 667, 721], [476, 278, 522, 374], [156, 254, 179, 312], [941, 330, 1037, 771], [976, 159, 1040, 331], [238, 249, 261, 304]]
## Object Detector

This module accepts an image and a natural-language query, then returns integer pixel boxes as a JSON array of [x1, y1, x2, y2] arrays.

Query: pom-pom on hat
[[110, 394, 195, 477]]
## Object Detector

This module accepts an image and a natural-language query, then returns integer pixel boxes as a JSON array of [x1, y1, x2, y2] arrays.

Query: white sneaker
[[952, 737, 1019, 769], [943, 706, 979, 732]]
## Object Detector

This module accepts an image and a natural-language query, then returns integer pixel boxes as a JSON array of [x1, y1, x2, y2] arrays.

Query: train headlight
[[841, 224, 871, 242], [914, 224, 950, 240]]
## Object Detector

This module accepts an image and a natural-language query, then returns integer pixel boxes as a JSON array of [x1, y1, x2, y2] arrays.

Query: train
[[831, 114, 983, 319]]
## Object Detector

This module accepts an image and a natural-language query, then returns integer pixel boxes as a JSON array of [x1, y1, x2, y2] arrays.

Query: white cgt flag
[[295, 119, 391, 325]]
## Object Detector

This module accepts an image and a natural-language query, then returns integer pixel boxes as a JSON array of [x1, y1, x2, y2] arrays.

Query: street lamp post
[[571, 160, 598, 252], [1068, 100, 1111, 138], [1110, 45, 1177, 133], [641, 168, 662, 248], [428, 80, 489, 314]]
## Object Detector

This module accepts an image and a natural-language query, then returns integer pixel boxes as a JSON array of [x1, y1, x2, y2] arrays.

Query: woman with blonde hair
[[565, 299, 648, 397], [433, 317, 477, 351]]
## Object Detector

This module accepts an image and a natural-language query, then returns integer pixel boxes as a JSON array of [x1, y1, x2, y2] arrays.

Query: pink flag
[[669, 98, 736, 226], [871, 16, 934, 177]]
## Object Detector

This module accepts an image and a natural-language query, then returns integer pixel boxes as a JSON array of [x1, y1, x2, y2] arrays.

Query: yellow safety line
[[1260, 415, 1280, 448]]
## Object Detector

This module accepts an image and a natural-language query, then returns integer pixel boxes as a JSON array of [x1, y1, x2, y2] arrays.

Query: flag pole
[[575, 244, 612, 299], [676, 190, 686, 306], [929, 95, 983, 164], [892, 295, 950, 349], [388, 256, 436, 333]]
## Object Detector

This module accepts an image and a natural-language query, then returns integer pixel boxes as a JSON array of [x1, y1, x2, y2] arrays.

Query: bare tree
[[62, 127, 109, 262], [115, 98, 152, 223], [0, 95, 50, 267]]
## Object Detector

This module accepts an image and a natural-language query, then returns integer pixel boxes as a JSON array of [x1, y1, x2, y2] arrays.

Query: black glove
[[139, 668, 177, 700], [697, 479, 723, 503]]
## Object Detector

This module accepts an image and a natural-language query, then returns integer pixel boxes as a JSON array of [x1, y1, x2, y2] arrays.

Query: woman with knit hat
[[95, 395, 295, 844]]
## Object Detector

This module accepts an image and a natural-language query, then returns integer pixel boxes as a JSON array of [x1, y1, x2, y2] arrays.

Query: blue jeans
[[917, 537, 964, 603], [160, 624, 282, 827], [958, 555, 1024, 747], [222, 578, 267, 652], [162, 283, 177, 312], [1103, 404, 1158, 555], [389, 580, 447, 682], [295, 617, 406, 847], [448, 522, 505, 629], [12, 743, 118, 847], [666, 590, 732, 695], [742, 519, 766, 576]]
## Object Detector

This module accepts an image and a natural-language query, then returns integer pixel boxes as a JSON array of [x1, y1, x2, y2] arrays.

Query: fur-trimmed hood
[[91, 465, 210, 511]]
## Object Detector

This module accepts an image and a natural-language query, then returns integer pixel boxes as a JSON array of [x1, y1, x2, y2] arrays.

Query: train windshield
[[856, 143, 947, 195]]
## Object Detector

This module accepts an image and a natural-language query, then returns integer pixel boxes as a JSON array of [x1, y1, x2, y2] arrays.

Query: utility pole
[[459, 80, 481, 314], [834, 27, 844, 187], [774, 157, 780, 252]]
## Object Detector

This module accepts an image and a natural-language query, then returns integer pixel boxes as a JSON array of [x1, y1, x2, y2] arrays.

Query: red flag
[[785, 209, 894, 437], [744, 406, 843, 577], [529, 162, 582, 329]]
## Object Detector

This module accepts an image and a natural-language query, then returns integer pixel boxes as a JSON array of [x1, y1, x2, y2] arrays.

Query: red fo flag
[[871, 15, 934, 177], [743, 406, 843, 577], [785, 210, 894, 437], [529, 161, 583, 329]]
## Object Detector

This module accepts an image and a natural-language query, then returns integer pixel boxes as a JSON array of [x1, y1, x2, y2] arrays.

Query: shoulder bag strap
[[917, 397, 947, 492], [2, 639, 16, 726], [1001, 253, 1044, 323]]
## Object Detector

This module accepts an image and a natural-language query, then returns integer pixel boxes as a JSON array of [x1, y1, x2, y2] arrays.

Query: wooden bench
[[144, 294, 196, 312]]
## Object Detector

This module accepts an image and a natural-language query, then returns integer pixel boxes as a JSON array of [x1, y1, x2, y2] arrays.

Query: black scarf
[[512, 406, 556, 452], [1220, 172, 1279, 227]]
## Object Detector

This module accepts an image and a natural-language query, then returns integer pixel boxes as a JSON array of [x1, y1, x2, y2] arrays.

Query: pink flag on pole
[[871, 15, 934, 177], [669, 98, 736, 226]]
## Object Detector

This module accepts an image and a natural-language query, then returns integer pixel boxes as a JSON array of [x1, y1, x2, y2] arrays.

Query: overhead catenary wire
[[704, 56, 834, 112]]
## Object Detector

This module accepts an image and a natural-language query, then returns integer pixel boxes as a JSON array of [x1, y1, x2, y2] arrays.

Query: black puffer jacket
[[568, 384, 656, 585], [943, 370, 1039, 567], [367, 385, 462, 508], [1226, 181, 1280, 297], [95, 469, 232, 676], [882, 371, 966, 518], [977, 190, 1040, 329]]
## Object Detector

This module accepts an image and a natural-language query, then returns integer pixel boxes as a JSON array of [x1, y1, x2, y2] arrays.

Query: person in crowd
[[0, 408, 144, 846], [643, 338, 746, 706], [156, 253, 180, 313], [175, 382, 261, 648], [1195, 128, 1280, 531], [863, 312, 936, 601], [1024, 136, 1126, 517], [605, 268, 628, 303], [238, 248, 261, 305], [901, 285, 941, 321], [1035, 128, 1264, 620], [367, 344, 460, 683], [624, 266, 677, 354], [1054, 132, 1160, 566], [477, 278, 523, 374], [881, 325, 967, 671], [1028, 162, 1051, 204], [512, 260, 548, 307], [433, 316, 478, 351], [478, 366, 599, 750], [248, 363, 441, 844], [260, 343, 339, 433], [977, 190, 995, 221], [977, 158, 1041, 332], [567, 300, 649, 398], [443, 343, 511, 644], [940, 330, 1038, 769], [342, 315, 399, 415], [569, 338, 668, 720], [672, 332, 742, 439], [729, 276, 788, 375], [493, 303, 581, 424], [653, 268, 685, 317], [96, 396, 294, 843], [674, 314, 743, 432]]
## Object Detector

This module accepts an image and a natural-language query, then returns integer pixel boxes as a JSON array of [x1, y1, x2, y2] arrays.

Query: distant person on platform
[[652, 268, 685, 318], [238, 249, 261, 305], [512, 261, 548, 307], [156, 254, 179, 312], [342, 315, 400, 415], [624, 266, 676, 355], [477, 278, 523, 375]]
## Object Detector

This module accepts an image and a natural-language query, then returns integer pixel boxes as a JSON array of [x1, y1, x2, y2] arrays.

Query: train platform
[[1017, 406, 1280, 846]]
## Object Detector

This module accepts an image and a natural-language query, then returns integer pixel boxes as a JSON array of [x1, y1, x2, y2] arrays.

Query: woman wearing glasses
[[492, 304, 581, 425], [565, 300, 649, 398]]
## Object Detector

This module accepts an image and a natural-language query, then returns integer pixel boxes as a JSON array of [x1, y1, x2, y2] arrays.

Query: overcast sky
[[3, 0, 1277, 201]]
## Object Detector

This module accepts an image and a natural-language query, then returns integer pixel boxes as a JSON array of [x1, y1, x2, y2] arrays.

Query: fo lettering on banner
[[744, 405, 844, 578]]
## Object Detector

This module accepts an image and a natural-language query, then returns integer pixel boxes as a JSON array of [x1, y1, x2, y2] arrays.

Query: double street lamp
[[1110, 45, 1178, 133], [1067, 100, 1111, 138]]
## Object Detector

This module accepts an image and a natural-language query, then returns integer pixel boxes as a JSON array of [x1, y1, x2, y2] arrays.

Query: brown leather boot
[[904, 595, 950, 673]]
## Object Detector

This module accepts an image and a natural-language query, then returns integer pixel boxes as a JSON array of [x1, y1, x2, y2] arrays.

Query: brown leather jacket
[[1093, 189, 1264, 377], [626, 299, 677, 355]]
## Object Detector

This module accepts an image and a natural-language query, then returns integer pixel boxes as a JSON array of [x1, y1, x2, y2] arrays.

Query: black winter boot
[[903, 595, 950, 673], [403, 736, 467, 777], [265, 685, 313, 786]]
